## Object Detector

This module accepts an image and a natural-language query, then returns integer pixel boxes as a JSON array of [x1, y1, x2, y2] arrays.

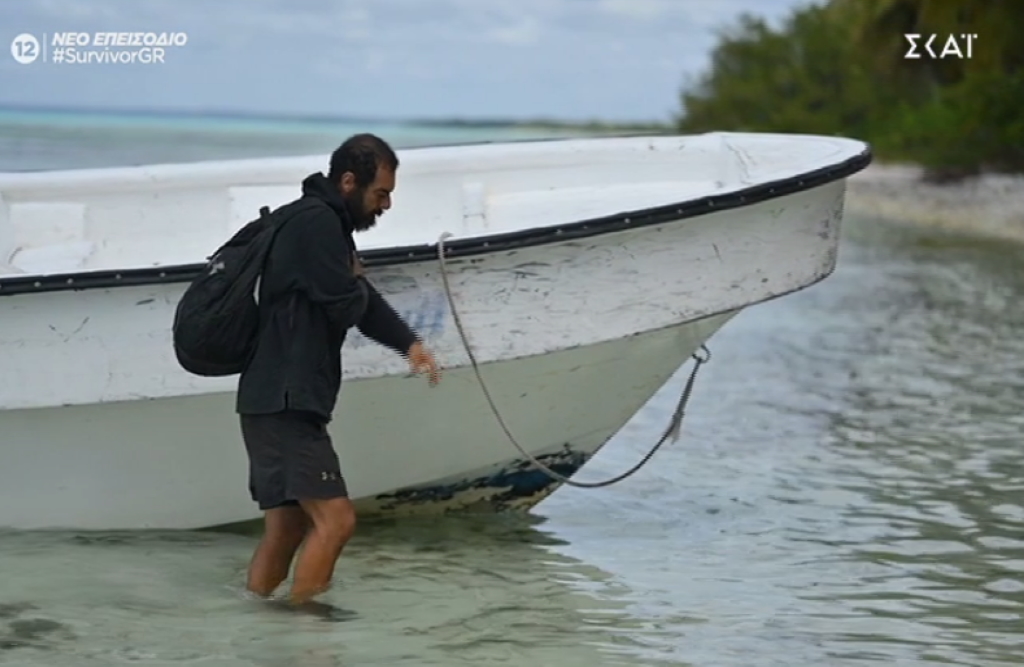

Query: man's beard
[[344, 189, 380, 232]]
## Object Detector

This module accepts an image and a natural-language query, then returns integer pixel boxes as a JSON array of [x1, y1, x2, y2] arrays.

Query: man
[[235, 133, 440, 606]]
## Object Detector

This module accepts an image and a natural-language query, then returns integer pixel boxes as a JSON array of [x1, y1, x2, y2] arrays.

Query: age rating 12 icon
[[11, 33, 41, 64]]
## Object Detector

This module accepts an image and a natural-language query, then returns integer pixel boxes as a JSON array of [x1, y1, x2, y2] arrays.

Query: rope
[[435, 231, 711, 488]]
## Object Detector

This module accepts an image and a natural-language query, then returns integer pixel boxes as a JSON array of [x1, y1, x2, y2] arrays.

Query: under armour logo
[[208, 260, 225, 275], [321, 471, 338, 481]]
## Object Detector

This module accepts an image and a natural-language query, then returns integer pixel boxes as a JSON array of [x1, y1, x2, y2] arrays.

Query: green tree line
[[675, 0, 1024, 180]]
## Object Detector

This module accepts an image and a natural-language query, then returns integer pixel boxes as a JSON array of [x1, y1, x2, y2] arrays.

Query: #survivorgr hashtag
[[50, 46, 168, 64]]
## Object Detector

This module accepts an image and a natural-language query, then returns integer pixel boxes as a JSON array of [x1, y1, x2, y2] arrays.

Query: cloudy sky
[[1, 0, 805, 123]]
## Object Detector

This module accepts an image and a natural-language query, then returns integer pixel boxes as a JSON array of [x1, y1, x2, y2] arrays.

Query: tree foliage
[[676, 0, 1024, 177]]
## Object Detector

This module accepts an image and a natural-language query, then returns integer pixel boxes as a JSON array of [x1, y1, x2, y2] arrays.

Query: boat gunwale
[[0, 145, 872, 297]]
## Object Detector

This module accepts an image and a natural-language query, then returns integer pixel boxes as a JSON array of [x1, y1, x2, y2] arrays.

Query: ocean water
[[0, 108, 594, 172], [0, 114, 1022, 666]]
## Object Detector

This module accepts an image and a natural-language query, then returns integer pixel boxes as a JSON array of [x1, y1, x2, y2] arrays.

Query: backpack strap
[[252, 197, 320, 310]]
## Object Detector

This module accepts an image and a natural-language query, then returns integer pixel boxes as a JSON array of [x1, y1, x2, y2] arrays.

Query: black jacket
[[235, 172, 419, 421]]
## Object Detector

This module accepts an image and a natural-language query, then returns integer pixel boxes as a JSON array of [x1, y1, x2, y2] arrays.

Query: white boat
[[0, 132, 870, 531]]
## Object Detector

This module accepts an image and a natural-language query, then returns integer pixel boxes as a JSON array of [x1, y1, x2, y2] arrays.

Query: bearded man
[[235, 133, 440, 606]]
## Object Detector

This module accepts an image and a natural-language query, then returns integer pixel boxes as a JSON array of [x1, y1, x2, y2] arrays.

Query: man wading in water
[[235, 133, 440, 607]]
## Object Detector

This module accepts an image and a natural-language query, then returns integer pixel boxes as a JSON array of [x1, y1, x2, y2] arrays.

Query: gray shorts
[[239, 410, 348, 510]]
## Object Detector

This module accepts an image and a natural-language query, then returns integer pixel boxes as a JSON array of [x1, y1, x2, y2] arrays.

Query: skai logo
[[904, 33, 978, 60]]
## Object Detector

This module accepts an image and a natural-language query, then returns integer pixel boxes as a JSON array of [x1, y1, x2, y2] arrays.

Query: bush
[[676, 0, 1024, 177]]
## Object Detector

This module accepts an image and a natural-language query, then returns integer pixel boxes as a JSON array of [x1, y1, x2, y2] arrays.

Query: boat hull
[[0, 312, 732, 531], [0, 175, 848, 531], [0, 180, 846, 411]]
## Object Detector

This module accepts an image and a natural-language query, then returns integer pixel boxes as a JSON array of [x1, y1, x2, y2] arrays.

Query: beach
[[847, 163, 1024, 245]]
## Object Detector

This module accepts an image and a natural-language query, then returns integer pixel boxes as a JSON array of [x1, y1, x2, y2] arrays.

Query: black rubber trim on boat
[[0, 145, 872, 296]]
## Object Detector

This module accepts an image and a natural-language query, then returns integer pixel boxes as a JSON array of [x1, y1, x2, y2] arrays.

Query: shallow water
[[0, 518, 649, 666], [1, 216, 1021, 666]]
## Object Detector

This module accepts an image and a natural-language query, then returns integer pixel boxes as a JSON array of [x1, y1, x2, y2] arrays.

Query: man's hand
[[407, 341, 440, 386]]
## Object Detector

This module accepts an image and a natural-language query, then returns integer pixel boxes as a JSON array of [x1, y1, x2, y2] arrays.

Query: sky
[[0, 0, 806, 123]]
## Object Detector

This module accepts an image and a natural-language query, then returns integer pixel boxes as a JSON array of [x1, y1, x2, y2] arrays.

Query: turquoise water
[[0, 107, 596, 172]]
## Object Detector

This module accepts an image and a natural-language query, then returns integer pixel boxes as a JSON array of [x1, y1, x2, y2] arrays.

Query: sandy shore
[[845, 162, 1024, 244]]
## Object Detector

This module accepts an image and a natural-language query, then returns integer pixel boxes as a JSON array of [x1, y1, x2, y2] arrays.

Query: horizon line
[[0, 103, 672, 129]]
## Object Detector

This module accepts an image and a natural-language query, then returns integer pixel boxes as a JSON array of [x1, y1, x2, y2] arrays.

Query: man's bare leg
[[288, 497, 356, 604], [246, 504, 309, 597]]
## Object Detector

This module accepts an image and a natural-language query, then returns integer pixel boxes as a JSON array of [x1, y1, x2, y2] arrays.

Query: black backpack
[[172, 204, 288, 377]]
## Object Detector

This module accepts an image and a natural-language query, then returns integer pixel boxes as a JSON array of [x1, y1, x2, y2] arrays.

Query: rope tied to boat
[[435, 232, 711, 488]]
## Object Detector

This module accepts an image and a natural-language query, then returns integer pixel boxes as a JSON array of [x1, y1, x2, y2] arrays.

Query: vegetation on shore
[[674, 0, 1024, 180]]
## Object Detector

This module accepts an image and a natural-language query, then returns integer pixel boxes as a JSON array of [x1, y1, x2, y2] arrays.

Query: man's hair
[[328, 133, 399, 187]]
